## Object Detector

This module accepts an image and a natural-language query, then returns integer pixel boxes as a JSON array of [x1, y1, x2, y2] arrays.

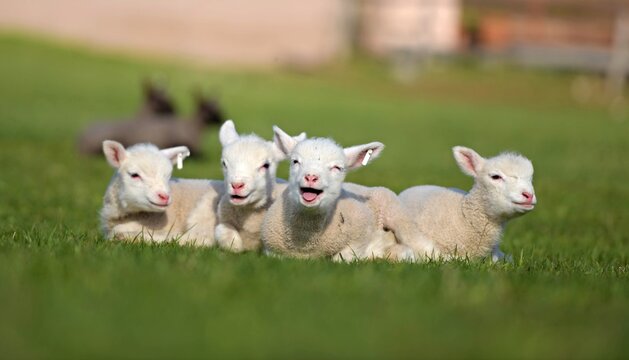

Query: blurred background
[[1, 0, 628, 80], [2, 0, 629, 116]]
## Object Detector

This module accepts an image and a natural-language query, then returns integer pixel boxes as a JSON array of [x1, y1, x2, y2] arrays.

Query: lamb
[[100, 140, 223, 245], [202, 120, 305, 252], [261, 127, 420, 262], [398, 146, 537, 261], [79, 91, 224, 155]]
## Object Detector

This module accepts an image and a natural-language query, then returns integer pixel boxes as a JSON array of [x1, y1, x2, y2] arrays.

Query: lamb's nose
[[521, 192, 534, 203], [231, 182, 245, 190], [304, 174, 319, 184], [157, 192, 170, 203]]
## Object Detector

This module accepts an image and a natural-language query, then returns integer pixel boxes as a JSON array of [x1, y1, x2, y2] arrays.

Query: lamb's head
[[219, 120, 305, 207], [274, 126, 384, 210], [103, 140, 190, 212], [453, 146, 536, 219]]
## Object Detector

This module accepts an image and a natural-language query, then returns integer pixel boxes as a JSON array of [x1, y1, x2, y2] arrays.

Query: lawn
[[0, 32, 627, 359]]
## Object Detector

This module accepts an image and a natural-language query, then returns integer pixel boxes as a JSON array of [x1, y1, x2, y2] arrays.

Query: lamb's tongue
[[302, 191, 318, 202]]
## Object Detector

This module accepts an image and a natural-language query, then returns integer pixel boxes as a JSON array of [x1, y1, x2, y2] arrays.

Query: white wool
[[210, 120, 305, 252], [261, 127, 418, 262], [100, 140, 223, 245], [399, 146, 537, 261]]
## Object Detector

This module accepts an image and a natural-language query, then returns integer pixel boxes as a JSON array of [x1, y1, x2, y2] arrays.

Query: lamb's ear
[[453, 146, 485, 177], [294, 132, 307, 142], [219, 120, 239, 146], [271, 131, 307, 160], [103, 140, 127, 168], [160, 146, 191, 167], [272, 126, 299, 157], [344, 142, 384, 170]]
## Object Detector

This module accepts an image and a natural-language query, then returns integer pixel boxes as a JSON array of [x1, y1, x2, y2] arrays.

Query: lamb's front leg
[[111, 223, 165, 243], [331, 246, 359, 263], [180, 226, 216, 247], [215, 223, 244, 252], [385, 244, 417, 262], [491, 244, 513, 263]]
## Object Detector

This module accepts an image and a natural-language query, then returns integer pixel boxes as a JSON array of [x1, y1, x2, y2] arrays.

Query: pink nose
[[304, 174, 319, 185], [157, 192, 170, 203], [522, 192, 534, 203], [231, 182, 245, 191]]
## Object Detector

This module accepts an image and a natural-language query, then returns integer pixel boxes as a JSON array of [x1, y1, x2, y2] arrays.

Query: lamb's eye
[[129, 173, 141, 180], [490, 174, 502, 180], [331, 165, 343, 172], [292, 159, 300, 165], [221, 160, 226, 167], [261, 162, 270, 170]]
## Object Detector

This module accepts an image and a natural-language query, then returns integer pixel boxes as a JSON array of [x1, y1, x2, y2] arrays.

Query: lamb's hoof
[[331, 253, 345, 262], [396, 247, 416, 263], [215, 226, 244, 253], [263, 248, 282, 258], [491, 252, 514, 263], [386, 245, 416, 263]]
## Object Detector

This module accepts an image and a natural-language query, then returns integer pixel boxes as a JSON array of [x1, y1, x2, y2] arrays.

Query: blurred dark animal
[[138, 79, 177, 117], [78, 81, 178, 154], [78, 89, 224, 156]]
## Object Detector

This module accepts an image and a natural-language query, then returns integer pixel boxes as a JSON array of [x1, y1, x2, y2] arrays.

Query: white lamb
[[190, 120, 305, 252], [261, 127, 421, 262], [100, 140, 223, 245], [399, 146, 537, 261]]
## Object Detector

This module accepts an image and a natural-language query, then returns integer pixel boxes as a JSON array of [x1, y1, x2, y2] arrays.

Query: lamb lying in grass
[[198, 120, 305, 252], [261, 127, 420, 262], [399, 146, 537, 261], [100, 140, 223, 245]]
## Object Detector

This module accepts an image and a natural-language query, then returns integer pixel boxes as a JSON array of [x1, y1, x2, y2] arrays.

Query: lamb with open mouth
[[261, 126, 422, 262]]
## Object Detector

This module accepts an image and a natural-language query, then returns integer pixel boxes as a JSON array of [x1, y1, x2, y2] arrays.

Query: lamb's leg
[[263, 247, 283, 258], [371, 187, 436, 253], [215, 223, 244, 252], [332, 246, 359, 262], [360, 231, 390, 260], [385, 244, 416, 262], [112, 224, 165, 243], [491, 244, 513, 263], [179, 228, 216, 247]]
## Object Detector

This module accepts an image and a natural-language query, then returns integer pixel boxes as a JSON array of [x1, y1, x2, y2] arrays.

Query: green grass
[[0, 32, 628, 359]]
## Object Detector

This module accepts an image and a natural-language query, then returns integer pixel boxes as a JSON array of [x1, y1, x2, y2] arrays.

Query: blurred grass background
[[0, 31, 627, 358]]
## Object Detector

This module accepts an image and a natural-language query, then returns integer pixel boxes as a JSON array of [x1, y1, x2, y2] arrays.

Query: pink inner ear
[[357, 151, 366, 164], [463, 152, 476, 173], [112, 147, 122, 164], [351, 149, 369, 168]]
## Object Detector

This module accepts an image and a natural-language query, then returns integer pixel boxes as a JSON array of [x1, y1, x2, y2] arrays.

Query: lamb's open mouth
[[230, 194, 250, 203], [300, 187, 323, 204]]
